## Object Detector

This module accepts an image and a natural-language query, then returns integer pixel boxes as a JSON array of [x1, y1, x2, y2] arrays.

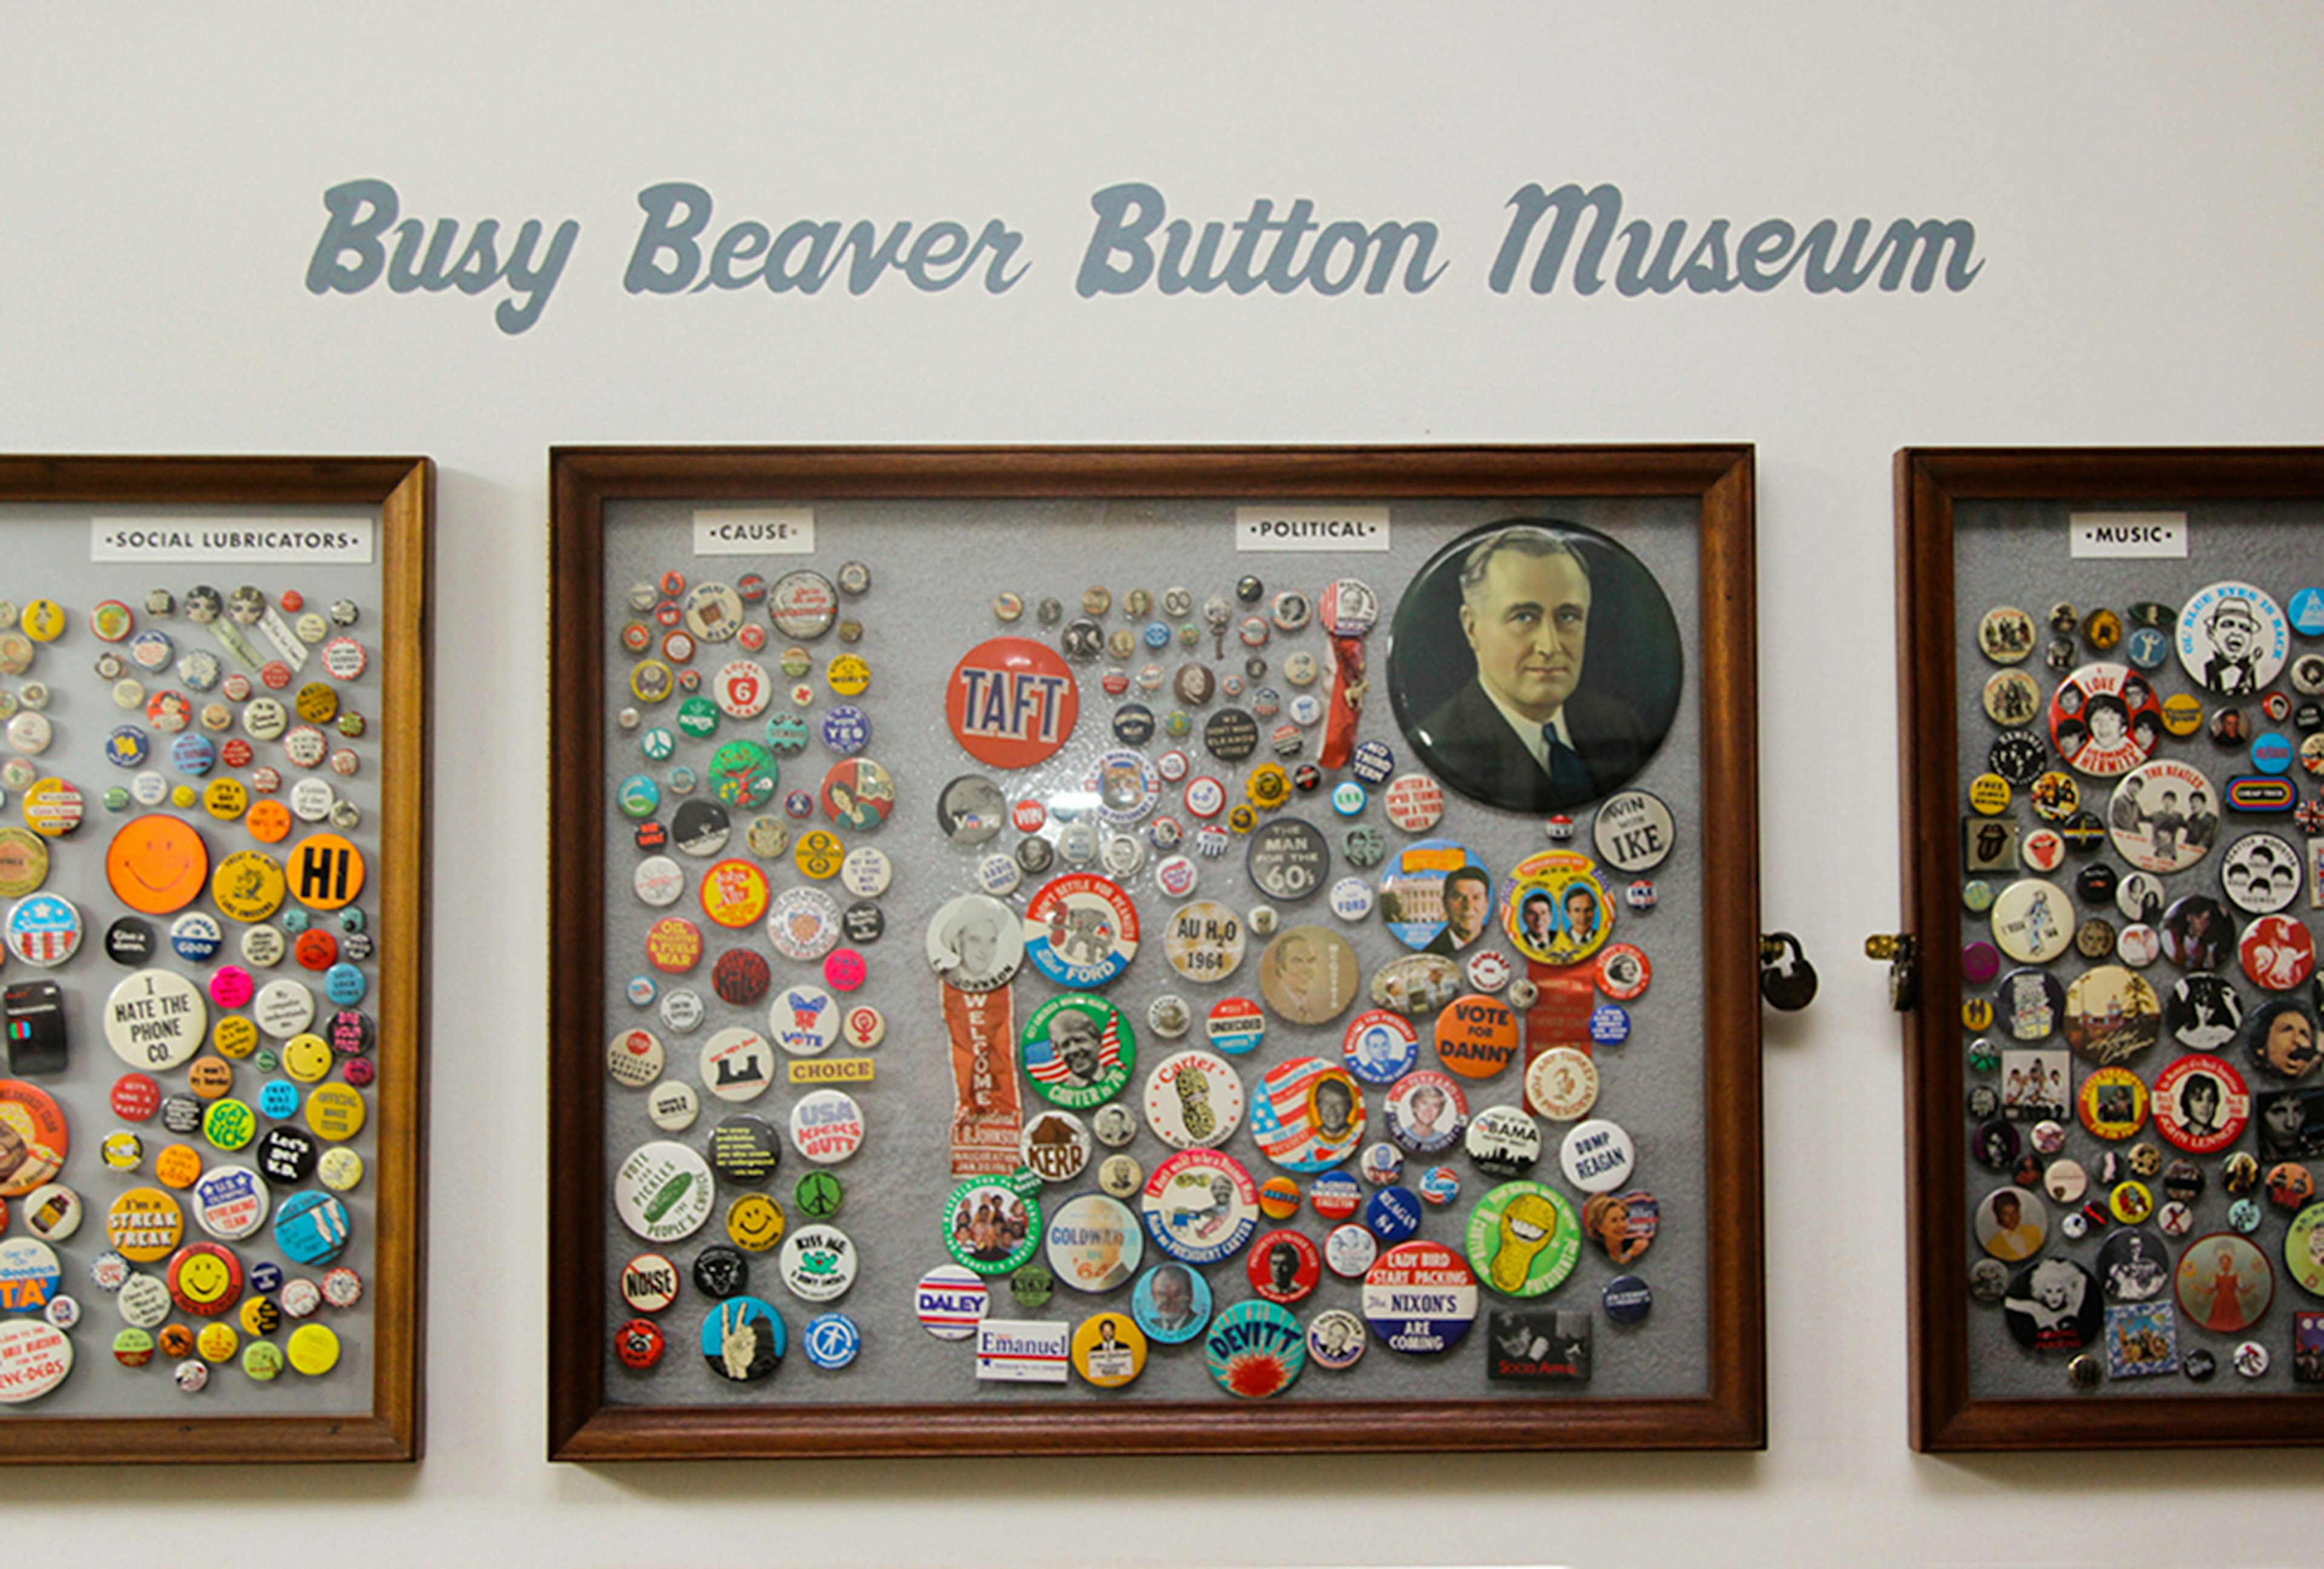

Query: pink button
[[210, 965, 255, 1009], [822, 949, 867, 992]]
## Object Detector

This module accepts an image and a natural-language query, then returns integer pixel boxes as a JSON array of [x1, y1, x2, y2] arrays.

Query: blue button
[[617, 774, 660, 818], [821, 705, 871, 754], [1603, 1275, 1653, 1324], [259, 1081, 300, 1119], [761, 713, 809, 755], [802, 1311, 861, 1369], [324, 964, 367, 1006], [169, 734, 216, 777], [105, 726, 151, 768], [1588, 1004, 1631, 1046], [1364, 1185, 1421, 1243], [249, 1260, 285, 1294], [2253, 732, 2296, 775], [2290, 587, 2324, 636], [272, 1191, 351, 1266]]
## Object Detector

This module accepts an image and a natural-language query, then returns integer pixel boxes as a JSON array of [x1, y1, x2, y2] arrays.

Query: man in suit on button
[[1418, 527, 1649, 812]]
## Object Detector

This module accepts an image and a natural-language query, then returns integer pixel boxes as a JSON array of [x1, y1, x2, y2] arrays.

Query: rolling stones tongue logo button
[[947, 637, 1078, 769], [1022, 873, 1139, 990], [1361, 1238, 1479, 1352]]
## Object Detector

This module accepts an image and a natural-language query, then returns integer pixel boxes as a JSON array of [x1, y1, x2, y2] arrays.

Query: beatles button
[[2152, 1053, 2250, 1154]]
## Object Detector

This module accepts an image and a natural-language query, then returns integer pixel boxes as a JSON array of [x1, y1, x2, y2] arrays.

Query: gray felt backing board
[[596, 493, 1711, 1408], [1951, 499, 2324, 1399], [0, 504, 384, 1418]]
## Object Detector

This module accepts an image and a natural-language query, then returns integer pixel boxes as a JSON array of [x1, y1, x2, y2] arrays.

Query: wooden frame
[[550, 446, 1762, 1459], [0, 456, 431, 1464], [1896, 447, 2324, 1450]]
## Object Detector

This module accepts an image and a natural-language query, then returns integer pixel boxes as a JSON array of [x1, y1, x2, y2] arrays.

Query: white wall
[[5, 5, 2323, 1563]]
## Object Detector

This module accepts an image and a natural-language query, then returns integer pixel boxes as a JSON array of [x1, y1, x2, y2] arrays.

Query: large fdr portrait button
[[1386, 519, 1682, 815]]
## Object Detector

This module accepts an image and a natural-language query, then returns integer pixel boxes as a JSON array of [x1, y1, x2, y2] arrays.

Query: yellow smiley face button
[[166, 1242, 243, 1317], [282, 1033, 333, 1084], [725, 1192, 787, 1253]]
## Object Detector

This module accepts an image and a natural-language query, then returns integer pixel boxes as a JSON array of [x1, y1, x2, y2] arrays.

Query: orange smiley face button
[[105, 815, 210, 915]]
